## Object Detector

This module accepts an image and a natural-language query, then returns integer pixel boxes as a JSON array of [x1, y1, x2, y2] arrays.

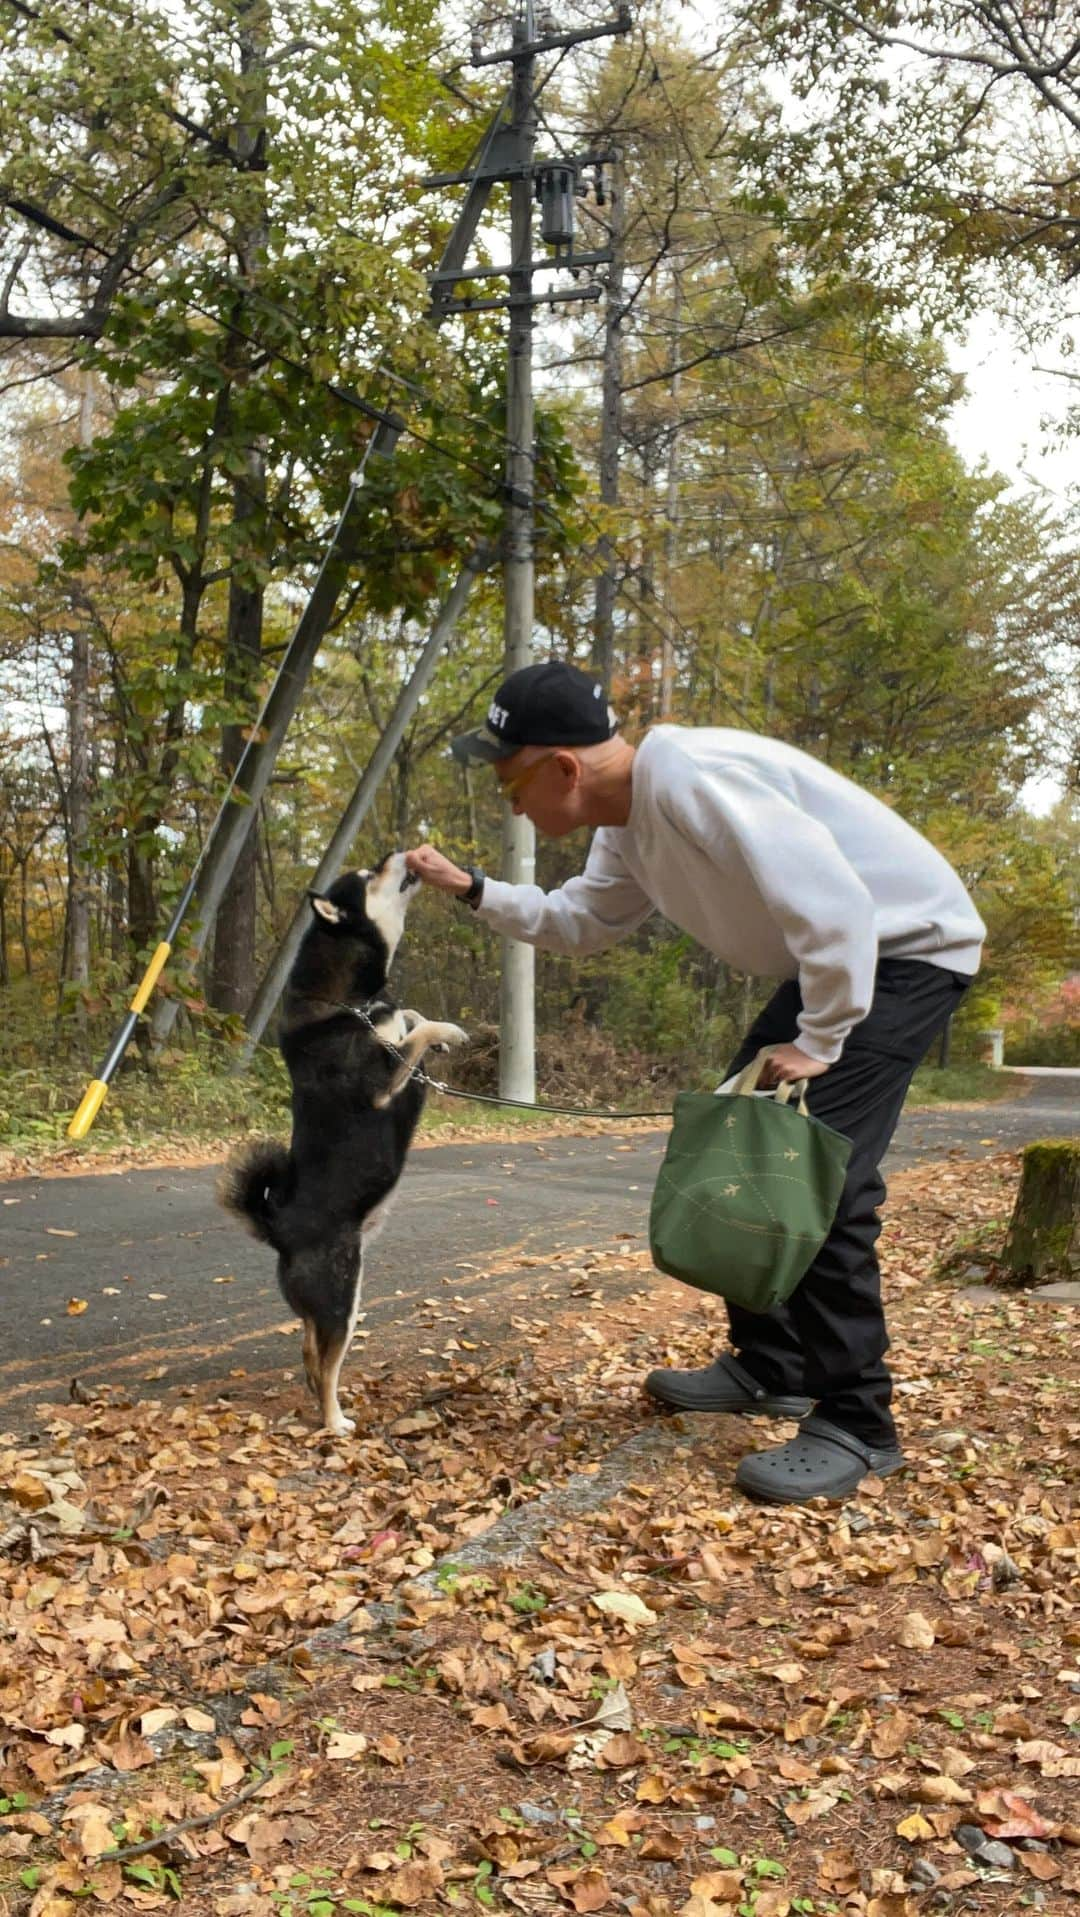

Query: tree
[[725, 0, 1080, 294], [0, 0, 511, 994]]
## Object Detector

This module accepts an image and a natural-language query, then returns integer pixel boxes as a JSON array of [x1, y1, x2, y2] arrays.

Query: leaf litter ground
[[1, 1151, 1077, 1917]]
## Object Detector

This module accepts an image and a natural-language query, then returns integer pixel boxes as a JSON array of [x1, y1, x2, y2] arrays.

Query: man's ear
[[308, 892, 344, 924]]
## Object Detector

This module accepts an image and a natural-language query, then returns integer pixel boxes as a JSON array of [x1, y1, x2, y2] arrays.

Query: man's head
[[451, 661, 630, 835]]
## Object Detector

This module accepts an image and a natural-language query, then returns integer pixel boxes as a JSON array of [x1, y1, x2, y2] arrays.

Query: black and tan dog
[[220, 852, 467, 1434]]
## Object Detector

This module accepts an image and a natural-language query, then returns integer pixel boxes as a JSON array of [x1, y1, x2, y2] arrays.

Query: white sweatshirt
[[477, 726, 985, 1064]]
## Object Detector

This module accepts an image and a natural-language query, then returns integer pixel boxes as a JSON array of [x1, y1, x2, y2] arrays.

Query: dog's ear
[[308, 892, 344, 925]]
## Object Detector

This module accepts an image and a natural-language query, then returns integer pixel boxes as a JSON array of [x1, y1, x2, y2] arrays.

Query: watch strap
[[459, 865, 485, 908]]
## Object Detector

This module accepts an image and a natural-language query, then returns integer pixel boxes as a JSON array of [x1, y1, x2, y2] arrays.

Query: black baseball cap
[[451, 661, 619, 765]]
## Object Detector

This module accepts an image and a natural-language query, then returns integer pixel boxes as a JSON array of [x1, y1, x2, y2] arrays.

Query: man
[[406, 660, 983, 1503]]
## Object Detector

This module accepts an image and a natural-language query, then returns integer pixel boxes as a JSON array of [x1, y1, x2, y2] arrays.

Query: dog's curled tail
[[218, 1140, 292, 1247]]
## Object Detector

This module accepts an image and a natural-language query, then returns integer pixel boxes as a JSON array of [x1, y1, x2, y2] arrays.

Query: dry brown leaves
[[1, 1151, 1078, 1917]]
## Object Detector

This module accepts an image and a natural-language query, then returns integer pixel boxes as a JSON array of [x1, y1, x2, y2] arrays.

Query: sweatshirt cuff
[[793, 1026, 845, 1066], [474, 876, 515, 925]]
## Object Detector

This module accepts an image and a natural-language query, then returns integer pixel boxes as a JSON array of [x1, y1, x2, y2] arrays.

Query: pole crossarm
[[429, 246, 612, 286], [422, 147, 617, 190], [440, 283, 602, 316], [467, 8, 630, 65]]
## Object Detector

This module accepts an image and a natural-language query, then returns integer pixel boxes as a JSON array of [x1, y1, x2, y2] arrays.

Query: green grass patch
[[906, 1062, 1014, 1107], [0, 1038, 1016, 1170]]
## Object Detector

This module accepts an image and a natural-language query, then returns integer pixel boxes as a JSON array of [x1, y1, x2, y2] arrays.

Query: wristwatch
[[458, 865, 485, 909]]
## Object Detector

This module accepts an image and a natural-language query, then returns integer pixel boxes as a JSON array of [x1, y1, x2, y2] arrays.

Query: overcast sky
[[946, 313, 1077, 506]]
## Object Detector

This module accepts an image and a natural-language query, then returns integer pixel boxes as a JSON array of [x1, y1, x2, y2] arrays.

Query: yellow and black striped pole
[[67, 876, 199, 1138]]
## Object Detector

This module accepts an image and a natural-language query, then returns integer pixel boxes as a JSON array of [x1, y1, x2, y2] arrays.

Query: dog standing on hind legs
[[220, 852, 467, 1435]]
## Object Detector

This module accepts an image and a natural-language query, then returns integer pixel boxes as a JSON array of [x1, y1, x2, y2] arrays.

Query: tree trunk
[[1002, 1141, 1080, 1284], [208, 469, 264, 1011], [64, 370, 95, 1011], [208, 0, 268, 1016], [19, 860, 32, 973], [128, 839, 157, 956]]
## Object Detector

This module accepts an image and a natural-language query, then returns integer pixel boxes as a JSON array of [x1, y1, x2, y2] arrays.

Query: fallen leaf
[[1016, 1738, 1080, 1777], [591, 1590, 657, 1627], [872, 1712, 914, 1758], [1019, 1853, 1062, 1882], [636, 1773, 669, 1803], [378, 1859, 445, 1906], [910, 1775, 972, 1806], [325, 1731, 368, 1760], [977, 1789, 1060, 1840], [566, 1867, 613, 1912], [689, 1868, 743, 1902], [640, 1828, 683, 1861], [597, 1733, 649, 1769], [472, 1702, 514, 1732]]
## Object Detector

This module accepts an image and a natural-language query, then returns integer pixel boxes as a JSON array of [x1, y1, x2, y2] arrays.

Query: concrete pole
[[499, 2, 537, 1103], [592, 154, 625, 693], [661, 275, 682, 718]]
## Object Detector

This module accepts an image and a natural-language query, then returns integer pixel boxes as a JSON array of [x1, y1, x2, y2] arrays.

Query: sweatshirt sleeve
[[661, 762, 877, 1064], [476, 829, 655, 956]]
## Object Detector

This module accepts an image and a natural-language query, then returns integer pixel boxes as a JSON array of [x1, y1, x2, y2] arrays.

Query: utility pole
[[592, 152, 625, 693], [500, 2, 539, 1104], [425, 0, 630, 1103], [660, 275, 682, 718]]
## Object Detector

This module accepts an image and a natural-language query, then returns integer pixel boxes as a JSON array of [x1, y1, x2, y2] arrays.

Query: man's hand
[[405, 845, 474, 896], [760, 1043, 830, 1086]]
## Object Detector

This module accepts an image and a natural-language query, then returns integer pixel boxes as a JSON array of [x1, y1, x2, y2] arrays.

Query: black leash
[[417, 1076, 673, 1121], [331, 999, 673, 1121]]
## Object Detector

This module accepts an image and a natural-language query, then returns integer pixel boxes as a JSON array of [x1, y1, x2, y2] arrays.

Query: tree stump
[[1002, 1140, 1080, 1285]]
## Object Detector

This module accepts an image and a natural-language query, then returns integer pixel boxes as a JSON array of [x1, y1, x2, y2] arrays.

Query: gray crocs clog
[[735, 1413, 905, 1504], [645, 1351, 812, 1420]]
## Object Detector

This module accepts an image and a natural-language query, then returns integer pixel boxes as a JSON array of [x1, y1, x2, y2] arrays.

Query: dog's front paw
[[433, 1022, 468, 1053], [323, 1413, 356, 1436]]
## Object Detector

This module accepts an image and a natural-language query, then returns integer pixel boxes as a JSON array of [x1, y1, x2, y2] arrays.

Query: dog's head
[[308, 853, 421, 970]]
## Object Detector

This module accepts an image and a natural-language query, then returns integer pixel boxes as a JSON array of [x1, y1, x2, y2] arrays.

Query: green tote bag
[[649, 1049, 852, 1313]]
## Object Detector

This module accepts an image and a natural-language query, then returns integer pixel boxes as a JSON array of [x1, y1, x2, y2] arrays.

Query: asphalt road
[[1, 1071, 1076, 1430]]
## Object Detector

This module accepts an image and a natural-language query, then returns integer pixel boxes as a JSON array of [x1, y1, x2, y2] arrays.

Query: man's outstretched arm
[[406, 837, 654, 956]]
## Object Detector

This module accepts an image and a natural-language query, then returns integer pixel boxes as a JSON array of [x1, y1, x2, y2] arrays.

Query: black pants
[[722, 958, 972, 1447]]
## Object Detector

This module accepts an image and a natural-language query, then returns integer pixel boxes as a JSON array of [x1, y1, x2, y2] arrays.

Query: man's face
[[494, 746, 582, 836]]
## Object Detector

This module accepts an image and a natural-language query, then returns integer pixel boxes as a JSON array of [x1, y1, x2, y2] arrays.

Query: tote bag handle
[[730, 1046, 810, 1116]]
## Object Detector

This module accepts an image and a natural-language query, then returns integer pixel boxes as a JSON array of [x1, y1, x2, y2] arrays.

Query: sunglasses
[[498, 752, 556, 804]]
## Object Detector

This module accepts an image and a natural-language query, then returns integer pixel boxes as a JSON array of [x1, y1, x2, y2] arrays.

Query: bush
[[1006, 1021, 1080, 1067]]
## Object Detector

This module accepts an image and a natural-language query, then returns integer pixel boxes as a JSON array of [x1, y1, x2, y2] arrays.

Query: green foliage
[[0, 4, 1075, 1121]]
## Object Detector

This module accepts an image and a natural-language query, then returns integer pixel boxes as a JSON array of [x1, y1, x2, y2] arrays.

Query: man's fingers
[[404, 845, 470, 893]]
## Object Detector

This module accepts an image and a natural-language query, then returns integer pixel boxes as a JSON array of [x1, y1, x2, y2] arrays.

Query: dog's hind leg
[[314, 1241, 364, 1436], [301, 1319, 320, 1402]]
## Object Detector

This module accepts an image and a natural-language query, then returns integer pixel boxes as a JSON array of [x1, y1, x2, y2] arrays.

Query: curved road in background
[[1, 1069, 1076, 1432]]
